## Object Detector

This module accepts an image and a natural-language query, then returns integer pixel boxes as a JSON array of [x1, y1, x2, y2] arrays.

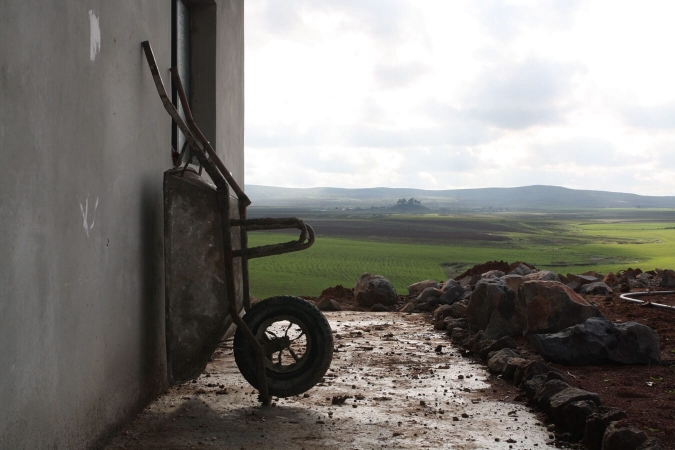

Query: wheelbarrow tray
[[164, 168, 240, 383]]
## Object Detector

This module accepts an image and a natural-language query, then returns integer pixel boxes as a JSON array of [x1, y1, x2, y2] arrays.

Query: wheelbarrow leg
[[228, 310, 271, 404], [255, 352, 271, 404]]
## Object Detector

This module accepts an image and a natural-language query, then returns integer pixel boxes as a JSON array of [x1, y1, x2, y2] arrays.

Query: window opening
[[172, 0, 191, 161]]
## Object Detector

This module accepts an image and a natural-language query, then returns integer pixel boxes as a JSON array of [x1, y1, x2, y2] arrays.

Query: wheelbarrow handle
[[232, 218, 315, 259], [141, 41, 251, 206], [169, 67, 251, 206]]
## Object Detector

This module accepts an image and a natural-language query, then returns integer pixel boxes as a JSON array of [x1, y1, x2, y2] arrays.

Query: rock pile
[[531, 317, 661, 365], [353, 273, 398, 307], [402, 261, 662, 366], [397, 261, 670, 450], [446, 327, 664, 450], [311, 262, 673, 448]]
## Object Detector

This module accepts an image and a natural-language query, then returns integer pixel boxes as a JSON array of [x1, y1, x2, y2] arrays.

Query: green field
[[247, 210, 675, 299]]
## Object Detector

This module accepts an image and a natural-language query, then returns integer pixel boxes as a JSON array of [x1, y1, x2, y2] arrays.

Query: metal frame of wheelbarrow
[[141, 41, 315, 404]]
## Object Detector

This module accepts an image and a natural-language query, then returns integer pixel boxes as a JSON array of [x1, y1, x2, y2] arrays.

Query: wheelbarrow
[[141, 41, 333, 404]]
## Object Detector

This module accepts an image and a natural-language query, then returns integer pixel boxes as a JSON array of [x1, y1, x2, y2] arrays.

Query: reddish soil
[[454, 260, 512, 279], [310, 279, 675, 448], [547, 290, 675, 448]]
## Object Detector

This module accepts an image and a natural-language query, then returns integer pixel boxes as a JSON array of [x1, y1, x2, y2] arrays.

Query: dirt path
[[106, 312, 554, 449]]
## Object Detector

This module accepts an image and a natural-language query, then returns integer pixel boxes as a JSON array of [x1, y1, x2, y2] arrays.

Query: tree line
[[396, 198, 421, 205]]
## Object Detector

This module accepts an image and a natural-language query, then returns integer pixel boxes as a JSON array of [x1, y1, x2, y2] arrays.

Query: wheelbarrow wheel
[[233, 296, 333, 398]]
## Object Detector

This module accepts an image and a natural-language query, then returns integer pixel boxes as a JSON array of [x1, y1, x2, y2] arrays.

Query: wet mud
[[106, 312, 554, 449]]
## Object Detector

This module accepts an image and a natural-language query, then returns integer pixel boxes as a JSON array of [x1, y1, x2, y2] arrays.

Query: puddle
[[106, 312, 554, 449]]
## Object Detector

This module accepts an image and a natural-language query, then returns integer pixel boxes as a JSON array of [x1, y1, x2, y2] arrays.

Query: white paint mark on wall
[[80, 195, 99, 238], [89, 10, 101, 62]]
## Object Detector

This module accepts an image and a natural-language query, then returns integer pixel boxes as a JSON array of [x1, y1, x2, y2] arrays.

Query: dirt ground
[[105, 278, 675, 449], [545, 290, 675, 448], [305, 281, 675, 449], [106, 312, 554, 450]]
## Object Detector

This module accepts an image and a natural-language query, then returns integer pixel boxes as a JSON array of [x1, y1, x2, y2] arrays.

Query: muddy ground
[[106, 312, 554, 449], [105, 283, 675, 449], [303, 281, 675, 449]]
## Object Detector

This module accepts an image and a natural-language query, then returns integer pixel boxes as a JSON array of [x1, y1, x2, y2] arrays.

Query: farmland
[[246, 208, 675, 299]]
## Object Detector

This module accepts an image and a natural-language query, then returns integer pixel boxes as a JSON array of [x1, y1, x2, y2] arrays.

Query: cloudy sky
[[244, 1, 675, 195]]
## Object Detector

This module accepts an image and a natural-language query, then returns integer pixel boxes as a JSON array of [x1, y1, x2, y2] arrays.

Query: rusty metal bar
[[232, 217, 308, 235], [233, 224, 315, 259], [169, 67, 251, 206], [141, 41, 227, 193], [225, 300, 270, 403], [218, 190, 270, 405], [238, 200, 252, 312]]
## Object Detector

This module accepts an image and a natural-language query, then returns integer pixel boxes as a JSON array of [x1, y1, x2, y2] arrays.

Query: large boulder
[[656, 268, 675, 287], [408, 279, 439, 296], [567, 275, 601, 292], [439, 283, 465, 305], [509, 263, 536, 276], [523, 270, 559, 282], [316, 298, 342, 311], [619, 268, 642, 279], [487, 348, 520, 374], [530, 317, 661, 365], [448, 298, 469, 318], [482, 269, 505, 278], [450, 328, 472, 344], [603, 272, 620, 287], [433, 304, 454, 320], [567, 273, 600, 285], [354, 273, 397, 307], [561, 400, 598, 439], [601, 422, 648, 450], [583, 407, 628, 450], [477, 336, 517, 360], [520, 280, 604, 334], [535, 379, 572, 413], [579, 282, 613, 296], [442, 318, 468, 332], [548, 387, 601, 422], [467, 330, 490, 353], [400, 302, 416, 312], [441, 278, 458, 291], [501, 274, 525, 293], [466, 279, 525, 339], [636, 272, 652, 285], [514, 360, 564, 388], [416, 287, 443, 302], [468, 280, 509, 324]]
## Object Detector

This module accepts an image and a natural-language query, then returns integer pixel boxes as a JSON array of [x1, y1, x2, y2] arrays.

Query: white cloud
[[245, 0, 675, 196], [528, 137, 619, 167], [459, 57, 585, 130], [373, 61, 430, 90]]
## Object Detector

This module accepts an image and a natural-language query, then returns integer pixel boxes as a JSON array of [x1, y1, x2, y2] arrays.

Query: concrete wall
[[216, 0, 245, 188], [0, 1, 244, 448]]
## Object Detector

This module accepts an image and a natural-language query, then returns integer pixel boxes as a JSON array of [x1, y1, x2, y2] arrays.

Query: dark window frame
[[171, 0, 191, 157]]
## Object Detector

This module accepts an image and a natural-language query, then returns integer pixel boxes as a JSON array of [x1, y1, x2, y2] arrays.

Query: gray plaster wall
[[216, 0, 245, 189], [0, 0, 244, 448], [218, 0, 246, 320]]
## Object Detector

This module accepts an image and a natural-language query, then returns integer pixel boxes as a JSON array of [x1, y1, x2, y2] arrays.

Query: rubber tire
[[233, 296, 334, 397]]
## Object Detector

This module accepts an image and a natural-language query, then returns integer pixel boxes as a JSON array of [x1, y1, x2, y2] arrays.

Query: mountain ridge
[[244, 184, 675, 210]]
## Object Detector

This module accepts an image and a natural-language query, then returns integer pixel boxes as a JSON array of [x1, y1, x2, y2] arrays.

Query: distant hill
[[244, 185, 675, 210]]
